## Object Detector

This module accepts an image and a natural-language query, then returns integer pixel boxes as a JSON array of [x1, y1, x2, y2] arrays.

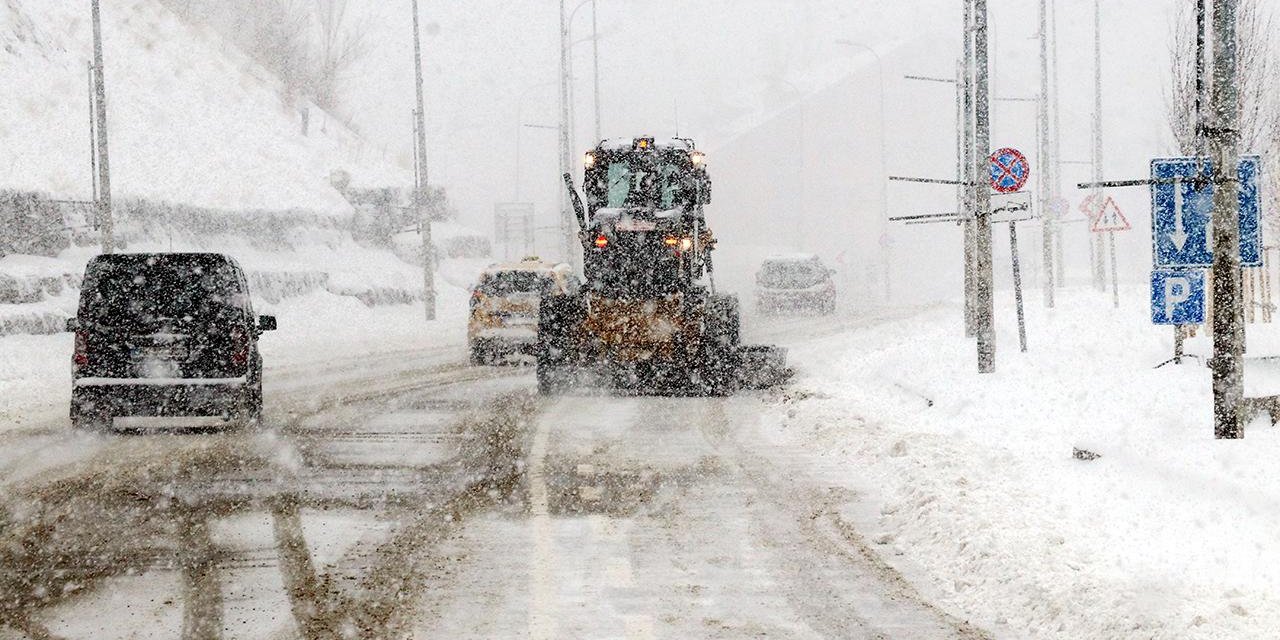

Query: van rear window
[[81, 254, 244, 327]]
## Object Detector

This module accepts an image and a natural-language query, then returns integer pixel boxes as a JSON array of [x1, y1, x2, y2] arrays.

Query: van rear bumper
[[72, 377, 249, 418]]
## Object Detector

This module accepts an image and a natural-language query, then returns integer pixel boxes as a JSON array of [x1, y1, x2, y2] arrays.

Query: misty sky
[[335, 0, 1178, 237]]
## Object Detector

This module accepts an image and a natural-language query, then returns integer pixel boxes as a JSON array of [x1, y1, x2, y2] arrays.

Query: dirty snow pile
[[762, 288, 1280, 639]]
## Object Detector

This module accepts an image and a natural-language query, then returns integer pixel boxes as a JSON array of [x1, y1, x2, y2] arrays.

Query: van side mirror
[[64, 317, 80, 333], [258, 315, 277, 332]]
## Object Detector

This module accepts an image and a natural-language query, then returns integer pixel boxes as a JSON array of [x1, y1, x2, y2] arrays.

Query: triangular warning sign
[[1091, 196, 1131, 232]]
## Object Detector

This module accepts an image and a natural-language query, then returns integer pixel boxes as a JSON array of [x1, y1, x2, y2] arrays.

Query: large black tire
[[469, 342, 487, 366], [233, 375, 264, 431], [536, 293, 583, 395]]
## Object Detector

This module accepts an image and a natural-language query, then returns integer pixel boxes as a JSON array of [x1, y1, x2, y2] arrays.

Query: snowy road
[[0, 305, 991, 639], [414, 393, 987, 639]]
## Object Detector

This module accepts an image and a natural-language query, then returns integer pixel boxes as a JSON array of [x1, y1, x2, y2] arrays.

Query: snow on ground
[[0, 0, 406, 213], [759, 286, 1280, 639]]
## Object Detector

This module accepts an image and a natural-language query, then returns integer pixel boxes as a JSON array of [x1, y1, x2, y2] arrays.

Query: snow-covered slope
[[0, 0, 408, 215]]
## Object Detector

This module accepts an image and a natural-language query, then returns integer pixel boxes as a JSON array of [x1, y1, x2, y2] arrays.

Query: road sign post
[[974, 0, 994, 374], [1209, 0, 1244, 439], [1008, 220, 1027, 352]]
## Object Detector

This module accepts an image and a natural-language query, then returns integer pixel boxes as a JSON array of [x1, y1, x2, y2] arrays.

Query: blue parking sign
[[1150, 269, 1206, 325]]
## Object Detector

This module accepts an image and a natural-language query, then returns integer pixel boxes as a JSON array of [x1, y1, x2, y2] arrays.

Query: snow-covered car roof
[[480, 259, 571, 276], [760, 253, 823, 264]]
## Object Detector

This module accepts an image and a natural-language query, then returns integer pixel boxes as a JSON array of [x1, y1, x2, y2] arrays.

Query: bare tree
[[1166, 0, 1280, 228], [309, 0, 369, 110], [158, 0, 367, 112]]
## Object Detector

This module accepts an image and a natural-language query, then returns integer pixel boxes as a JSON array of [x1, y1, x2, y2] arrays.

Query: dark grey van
[[66, 253, 276, 431]]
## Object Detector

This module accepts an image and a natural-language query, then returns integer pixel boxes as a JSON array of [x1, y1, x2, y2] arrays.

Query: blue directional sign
[[1151, 156, 1261, 268], [1150, 269, 1206, 325]]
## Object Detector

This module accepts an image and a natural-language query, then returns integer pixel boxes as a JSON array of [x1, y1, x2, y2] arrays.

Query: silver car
[[755, 254, 837, 315]]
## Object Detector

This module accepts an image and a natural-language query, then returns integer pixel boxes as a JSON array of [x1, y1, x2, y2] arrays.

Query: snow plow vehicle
[[536, 136, 790, 395]]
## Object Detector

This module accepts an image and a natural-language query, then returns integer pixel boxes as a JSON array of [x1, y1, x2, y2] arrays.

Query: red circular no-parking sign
[[989, 147, 1030, 194]]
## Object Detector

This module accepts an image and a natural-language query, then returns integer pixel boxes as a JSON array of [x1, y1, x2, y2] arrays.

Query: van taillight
[[231, 327, 249, 367], [73, 331, 88, 368]]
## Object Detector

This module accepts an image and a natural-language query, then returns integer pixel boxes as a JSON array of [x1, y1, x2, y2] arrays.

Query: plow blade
[[735, 344, 792, 390]]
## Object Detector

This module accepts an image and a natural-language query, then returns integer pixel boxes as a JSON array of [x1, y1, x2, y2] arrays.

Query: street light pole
[[591, 0, 602, 142], [411, 0, 436, 321], [1038, 0, 1055, 308], [1091, 0, 1107, 293], [973, 0, 996, 373], [558, 0, 577, 268], [90, 0, 113, 254], [961, 0, 977, 337], [837, 40, 890, 302], [514, 80, 560, 201], [1209, 0, 1244, 439]]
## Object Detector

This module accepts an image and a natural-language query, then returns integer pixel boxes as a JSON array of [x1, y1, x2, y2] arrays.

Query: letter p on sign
[[1164, 276, 1191, 320], [1151, 269, 1206, 325]]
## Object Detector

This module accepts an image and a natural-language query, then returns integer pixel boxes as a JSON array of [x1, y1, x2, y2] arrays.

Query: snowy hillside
[[0, 0, 408, 215]]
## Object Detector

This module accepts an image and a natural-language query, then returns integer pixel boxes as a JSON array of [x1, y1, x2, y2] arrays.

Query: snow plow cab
[[537, 136, 790, 395]]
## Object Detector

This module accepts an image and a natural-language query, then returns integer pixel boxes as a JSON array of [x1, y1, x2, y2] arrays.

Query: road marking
[[527, 410, 557, 639]]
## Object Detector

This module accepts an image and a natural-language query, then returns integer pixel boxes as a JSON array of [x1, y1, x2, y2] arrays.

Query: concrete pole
[[1050, 0, 1064, 282], [974, 0, 996, 373], [559, 0, 577, 267], [958, 57, 976, 338], [91, 0, 113, 254], [1090, 0, 1106, 291], [1038, 0, 1055, 308], [961, 0, 977, 338], [411, 0, 436, 321], [591, 0, 602, 143], [1209, 0, 1243, 439]]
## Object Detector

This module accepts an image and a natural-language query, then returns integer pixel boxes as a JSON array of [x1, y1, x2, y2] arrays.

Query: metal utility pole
[[1209, 0, 1244, 439], [591, 0, 602, 142], [1050, 0, 1064, 282], [1090, 0, 1107, 292], [1038, 0, 1055, 308], [411, 0, 436, 321], [558, 0, 577, 267], [1194, 0, 1207, 156], [961, 0, 977, 338], [90, 0, 113, 254], [973, 0, 996, 373]]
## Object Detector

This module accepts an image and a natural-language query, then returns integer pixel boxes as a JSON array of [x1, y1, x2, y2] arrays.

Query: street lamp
[[566, 0, 602, 143], [514, 80, 561, 200], [836, 39, 890, 302]]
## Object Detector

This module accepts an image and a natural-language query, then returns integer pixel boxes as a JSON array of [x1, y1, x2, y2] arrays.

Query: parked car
[[755, 253, 837, 315], [67, 252, 275, 431], [468, 258, 578, 365]]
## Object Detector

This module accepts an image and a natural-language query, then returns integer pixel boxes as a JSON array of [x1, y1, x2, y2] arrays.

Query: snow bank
[[761, 288, 1280, 638]]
